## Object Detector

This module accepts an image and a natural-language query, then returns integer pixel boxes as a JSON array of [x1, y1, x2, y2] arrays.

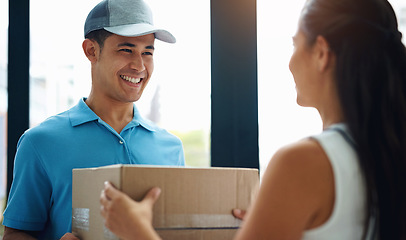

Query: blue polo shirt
[[3, 98, 185, 239]]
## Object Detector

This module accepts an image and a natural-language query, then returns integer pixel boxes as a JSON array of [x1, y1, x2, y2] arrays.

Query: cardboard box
[[72, 164, 259, 240]]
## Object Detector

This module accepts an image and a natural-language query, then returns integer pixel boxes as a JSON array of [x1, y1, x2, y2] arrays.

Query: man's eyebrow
[[118, 42, 136, 47], [117, 43, 155, 50]]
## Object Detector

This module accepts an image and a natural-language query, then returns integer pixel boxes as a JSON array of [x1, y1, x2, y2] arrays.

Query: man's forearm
[[3, 227, 37, 240]]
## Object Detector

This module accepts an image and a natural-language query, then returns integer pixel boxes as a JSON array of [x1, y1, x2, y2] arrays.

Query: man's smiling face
[[93, 33, 155, 103]]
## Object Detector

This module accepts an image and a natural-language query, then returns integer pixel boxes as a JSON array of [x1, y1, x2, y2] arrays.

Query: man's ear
[[82, 39, 99, 62], [314, 35, 334, 72]]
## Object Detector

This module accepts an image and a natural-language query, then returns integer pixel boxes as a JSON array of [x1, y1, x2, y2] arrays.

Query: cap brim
[[104, 23, 176, 43]]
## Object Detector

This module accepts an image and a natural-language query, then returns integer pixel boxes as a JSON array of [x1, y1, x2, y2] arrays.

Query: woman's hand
[[100, 182, 162, 240]]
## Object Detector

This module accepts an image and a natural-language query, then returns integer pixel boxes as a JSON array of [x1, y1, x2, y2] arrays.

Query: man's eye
[[119, 49, 132, 53], [143, 52, 153, 56]]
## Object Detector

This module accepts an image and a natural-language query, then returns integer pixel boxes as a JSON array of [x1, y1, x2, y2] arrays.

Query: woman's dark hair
[[300, 0, 406, 239], [85, 29, 113, 51]]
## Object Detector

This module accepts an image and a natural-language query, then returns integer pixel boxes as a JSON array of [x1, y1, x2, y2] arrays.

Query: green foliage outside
[[170, 129, 210, 167], [1, 196, 4, 237]]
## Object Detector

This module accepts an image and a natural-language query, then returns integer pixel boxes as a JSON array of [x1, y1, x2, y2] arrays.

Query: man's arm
[[3, 227, 80, 240], [3, 227, 37, 240]]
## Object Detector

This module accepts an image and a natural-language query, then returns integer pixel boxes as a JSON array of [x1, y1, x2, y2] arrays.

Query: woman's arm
[[100, 139, 334, 240], [234, 139, 335, 240]]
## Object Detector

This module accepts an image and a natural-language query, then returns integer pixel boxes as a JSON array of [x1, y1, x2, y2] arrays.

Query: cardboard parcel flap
[[72, 165, 123, 240], [72, 164, 259, 240]]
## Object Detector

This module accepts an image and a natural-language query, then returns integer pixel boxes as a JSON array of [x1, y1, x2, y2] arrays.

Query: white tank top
[[302, 123, 367, 240]]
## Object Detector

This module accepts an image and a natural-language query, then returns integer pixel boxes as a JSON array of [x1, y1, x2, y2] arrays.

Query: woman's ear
[[82, 39, 98, 63], [314, 35, 334, 72]]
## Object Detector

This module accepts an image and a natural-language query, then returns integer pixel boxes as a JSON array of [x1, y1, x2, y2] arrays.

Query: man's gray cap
[[84, 0, 176, 43]]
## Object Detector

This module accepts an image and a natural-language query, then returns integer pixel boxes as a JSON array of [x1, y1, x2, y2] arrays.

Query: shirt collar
[[131, 105, 156, 132], [69, 98, 99, 126], [69, 98, 156, 132]]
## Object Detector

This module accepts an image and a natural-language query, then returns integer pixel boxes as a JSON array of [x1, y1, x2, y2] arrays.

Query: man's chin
[[130, 95, 143, 103]]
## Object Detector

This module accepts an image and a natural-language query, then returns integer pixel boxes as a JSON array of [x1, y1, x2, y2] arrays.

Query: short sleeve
[[177, 142, 185, 166], [2, 133, 53, 231]]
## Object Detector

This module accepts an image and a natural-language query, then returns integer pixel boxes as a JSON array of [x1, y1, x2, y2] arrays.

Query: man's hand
[[3, 227, 37, 240], [100, 181, 162, 240], [3, 226, 79, 240], [59, 233, 80, 240], [232, 209, 247, 220]]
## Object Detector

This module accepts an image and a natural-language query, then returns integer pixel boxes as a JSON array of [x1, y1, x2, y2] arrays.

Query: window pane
[[257, 0, 320, 177], [30, 0, 97, 126], [0, 0, 8, 221], [392, 0, 406, 45], [142, 0, 211, 167], [257, 0, 406, 177], [29, 0, 210, 167]]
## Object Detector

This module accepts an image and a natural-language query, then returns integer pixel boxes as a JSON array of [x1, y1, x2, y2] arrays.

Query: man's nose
[[129, 54, 145, 72]]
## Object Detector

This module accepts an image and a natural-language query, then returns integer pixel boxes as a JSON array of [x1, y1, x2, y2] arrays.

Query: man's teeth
[[121, 75, 142, 83]]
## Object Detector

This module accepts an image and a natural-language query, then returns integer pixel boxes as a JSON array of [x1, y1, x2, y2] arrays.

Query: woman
[[100, 0, 406, 239]]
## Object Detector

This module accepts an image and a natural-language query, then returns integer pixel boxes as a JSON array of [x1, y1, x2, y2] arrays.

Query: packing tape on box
[[72, 208, 90, 231], [104, 225, 119, 240], [73, 208, 120, 240], [155, 214, 242, 229]]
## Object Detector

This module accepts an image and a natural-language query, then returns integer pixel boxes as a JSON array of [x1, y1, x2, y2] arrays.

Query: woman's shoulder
[[268, 138, 334, 198], [265, 138, 335, 229], [272, 138, 329, 169]]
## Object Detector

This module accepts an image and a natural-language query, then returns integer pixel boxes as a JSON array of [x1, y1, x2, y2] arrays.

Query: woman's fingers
[[142, 187, 161, 208]]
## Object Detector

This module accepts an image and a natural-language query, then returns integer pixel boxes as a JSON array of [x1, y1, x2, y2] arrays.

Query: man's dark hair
[[85, 29, 113, 51]]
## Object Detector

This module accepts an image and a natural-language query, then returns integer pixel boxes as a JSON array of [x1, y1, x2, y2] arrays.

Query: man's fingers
[[232, 209, 247, 220], [142, 187, 161, 207], [59, 233, 80, 240]]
